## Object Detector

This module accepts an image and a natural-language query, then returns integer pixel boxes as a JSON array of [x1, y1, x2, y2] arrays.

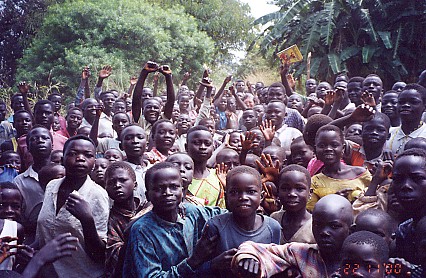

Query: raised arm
[[213, 75, 232, 105], [279, 62, 293, 97], [127, 76, 138, 98], [229, 85, 247, 111], [75, 66, 91, 106], [17, 82, 33, 118], [89, 105, 103, 146], [159, 65, 175, 120], [94, 65, 112, 101]]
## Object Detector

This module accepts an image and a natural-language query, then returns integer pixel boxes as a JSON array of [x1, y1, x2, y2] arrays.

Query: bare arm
[[132, 62, 158, 123], [279, 63, 293, 97], [160, 65, 175, 120]]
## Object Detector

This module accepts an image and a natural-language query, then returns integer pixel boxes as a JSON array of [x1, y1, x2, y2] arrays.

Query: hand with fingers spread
[[361, 91, 376, 107], [324, 90, 335, 106], [372, 159, 393, 182], [203, 68, 211, 79], [99, 65, 112, 80], [216, 162, 229, 189], [187, 225, 218, 269], [279, 61, 290, 77], [236, 258, 260, 277], [260, 120, 276, 142], [349, 104, 375, 122], [182, 71, 191, 82], [36, 233, 78, 264], [17, 81, 30, 95], [130, 76, 138, 86], [223, 75, 232, 85], [241, 132, 257, 152], [256, 154, 280, 183], [0, 236, 19, 263]]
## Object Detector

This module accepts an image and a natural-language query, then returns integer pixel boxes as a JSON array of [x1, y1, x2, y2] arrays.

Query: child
[[270, 165, 315, 244], [38, 163, 66, 189], [123, 162, 222, 277], [228, 131, 242, 153], [216, 148, 240, 170], [186, 126, 224, 207], [289, 136, 314, 168], [0, 151, 21, 173], [49, 149, 63, 164], [352, 209, 396, 246], [52, 116, 61, 132], [57, 107, 83, 138], [36, 135, 109, 278], [201, 166, 281, 277], [166, 152, 204, 206], [104, 161, 143, 278], [381, 90, 400, 127], [232, 194, 354, 277], [104, 148, 123, 163], [91, 158, 110, 188], [241, 109, 258, 131], [307, 125, 372, 211], [347, 77, 365, 106], [145, 119, 176, 163], [336, 231, 389, 278], [262, 145, 286, 170], [386, 84, 426, 157]]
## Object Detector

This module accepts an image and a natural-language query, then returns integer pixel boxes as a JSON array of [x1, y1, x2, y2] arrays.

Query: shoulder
[[263, 215, 282, 230]]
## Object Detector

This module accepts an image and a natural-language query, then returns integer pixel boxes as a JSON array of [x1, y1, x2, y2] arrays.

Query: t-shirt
[[188, 169, 224, 207]]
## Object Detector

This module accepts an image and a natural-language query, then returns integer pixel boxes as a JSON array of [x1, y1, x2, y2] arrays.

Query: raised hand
[[17, 81, 30, 94], [130, 76, 138, 85], [241, 131, 257, 152], [182, 71, 191, 81], [202, 68, 211, 78], [260, 120, 276, 142], [279, 60, 290, 76], [200, 77, 213, 87], [81, 66, 91, 80], [216, 162, 229, 189], [224, 75, 232, 84], [99, 65, 112, 79], [256, 153, 280, 183], [372, 159, 393, 181], [333, 87, 345, 103], [361, 91, 376, 107], [143, 61, 159, 73], [223, 133, 238, 151], [350, 103, 375, 122], [324, 91, 335, 106], [95, 103, 104, 118], [159, 65, 172, 75]]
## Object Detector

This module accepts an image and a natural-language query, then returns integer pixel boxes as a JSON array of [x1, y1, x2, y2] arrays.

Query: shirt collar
[[23, 165, 39, 180]]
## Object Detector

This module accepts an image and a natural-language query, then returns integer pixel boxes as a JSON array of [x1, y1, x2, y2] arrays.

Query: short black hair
[[405, 137, 426, 151], [105, 161, 136, 183], [315, 124, 344, 145], [26, 125, 53, 146], [355, 209, 396, 236], [279, 164, 311, 187], [63, 135, 95, 155], [342, 231, 389, 263], [67, 107, 83, 116], [198, 118, 215, 126], [186, 125, 211, 143], [262, 145, 286, 162], [47, 92, 61, 100], [11, 93, 23, 106], [402, 83, 426, 104], [303, 114, 333, 147], [0, 151, 19, 165], [226, 165, 261, 189], [394, 148, 426, 167], [151, 119, 174, 138], [362, 112, 390, 131], [34, 100, 54, 113], [13, 110, 32, 122], [112, 112, 131, 122], [383, 89, 398, 96], [145, 162, 179, 191], [0, 182, 22, 203], [119, 124, 145, 141], [38, 163, 65, 188], [348, 76, 365, 84]]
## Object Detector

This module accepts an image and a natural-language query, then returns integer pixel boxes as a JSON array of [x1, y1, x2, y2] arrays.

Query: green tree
[[253, 0, 426, 85], [16, 0, 215, 99]]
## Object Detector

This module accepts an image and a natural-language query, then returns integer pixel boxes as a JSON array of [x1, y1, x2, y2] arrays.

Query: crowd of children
[[0, 61, 425, 277]]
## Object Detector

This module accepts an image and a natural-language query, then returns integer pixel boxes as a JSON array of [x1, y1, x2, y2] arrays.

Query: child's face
[[362, 118, 388, 147], [13, 112, 32, 136], [50, 95, 62, 112], [147, 168, 183, 214], [66, 110, 83, 130], [104, 149, 123, 163], [242, 111, 257, 130], [316, 82, 332, 100], [312, 205, 351, 255], [177, 114, 191, 134], [169, 143, 180, 154], [187, 130, 214, 162], [113, 102, 126, 114], [278, 171, 310, 212], [154, 122, 176, 151], [265, 102, 285, 127], [345, 124, 362, 137], [28, 127, 52, 158], [340, 243, 384, 278], [3, 153, 21, 172], [262, 149, 284, 169], [287, 94, 303, 112], [355, 215, 392, 245], [50, 152, 63, 164], [226, 173, 261, 218], [217, 97, 227, 111], [52, 117, 61, 131], [91, 158, 110, 185], [381, 93, 398, 119], [120, 126, 146, 157], [143, 99, 162, 124], [0, 188, 22, 221], [363, 76, 383, 104], [250, 130, 265, 156], [217, 152, 240, 170], [178, 95, 190, 111], [200, 119, 216, 136], [167, 154, 194, 187], [397, 89, 425, 122], [392, 155, 426, 213], [315, 130, 344, 166], [34, 103, 54, 129], [77, 126, 91, 137], [106, 168, 135, 203], [112, 114, 130, 135], [290, 143, 314, 168], [63, 139, 96, 177], [229, 133, 242, 153], [347, 82, 363, 105]]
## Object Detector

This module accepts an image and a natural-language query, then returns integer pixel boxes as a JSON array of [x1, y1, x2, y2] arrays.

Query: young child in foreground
[[231, 194, 353, 277], [200, 166, 281, 277]]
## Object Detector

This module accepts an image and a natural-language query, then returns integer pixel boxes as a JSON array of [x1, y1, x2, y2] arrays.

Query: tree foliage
[[253, 0, 426, 85], [15, 0, 215, 98]]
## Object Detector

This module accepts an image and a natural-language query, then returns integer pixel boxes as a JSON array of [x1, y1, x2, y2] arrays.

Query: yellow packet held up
[[277, 44, 303, 64]]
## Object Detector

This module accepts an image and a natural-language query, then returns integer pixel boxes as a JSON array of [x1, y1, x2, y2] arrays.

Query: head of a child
[[100, 91, 116, 114], [392, 81, 406, 93], [0, 151, 21, 172], [287, 94, 304, 113], [225, 166, 262, 219], [381, 90, 399, 121], [52, 116, 61, 132], [312, 194, 353, 257], [27, 126, 53, 160], [119, 125, 146, 162], [113, 99, 127, 114], [303, 114, 333, 149], [398, 83, 426, 125], [13, 110, 33, 137], [216, 148, 240, 170], [315, 125, 345, 166], [228, 131, 242, 153], [66, 107, 83, 131], [248, 128, 265, 156], [91, 158, 110, 187], [267, 83, 287, 103], [104, 148, 123, 163], [176, 113, 191, 136], [105, 161, 136, 205], [307, 106, 323, 118], [265, 101, 286, 129], [34, 100, 54, 130], [112, 112, 131, 137], [166, 153, 194, 194], [391, 148, 426, 220], [186, 126, 214, 163], [244, 154, 260, 171], [361, 113, 390, 149], [50, 150, 63, 164], [339, 231, 389, 278], [316, 81, 332, 100], [151, 119, 176, 154], [290, 137, 314, 168], [198, 118, 216, 137], [347, 77, 365, 106], [63, 135, 96, 178], [278, 165, 311, 212], [405, 137, 426, 151], [345, 123, 362, 138], [77, 126, 91, 137], [242, 109, 257, 131], [38, 163, 65, 189], [362, 74, 383, 105], [0, 182, 23, 221], [145, 162, 182, 219], [305, 79, 317, 95], [262, 145, 286, 170], [353, 209, 396, 246]]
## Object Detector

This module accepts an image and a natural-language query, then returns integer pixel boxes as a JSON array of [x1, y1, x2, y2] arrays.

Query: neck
[[401, 119, 422, 134], [67, 126, 77, 136], [284, 208, 309, 220], [103, 109, 111, 116], [127, 155, 142, 165], [64, 175, 87, 191], [233, 213, 257, 231], [114, 197, 135, 211], [153, 208, 178, 223], [32, 158, 50, 172], [193, 160, 208, 178], [338, 98, 350, 109], [85, 115, 95, 124], [323, 161, 343, 174], [156, 147, 169, 156], [390, 117, 400, 127], [363, 145, 384, 160]]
